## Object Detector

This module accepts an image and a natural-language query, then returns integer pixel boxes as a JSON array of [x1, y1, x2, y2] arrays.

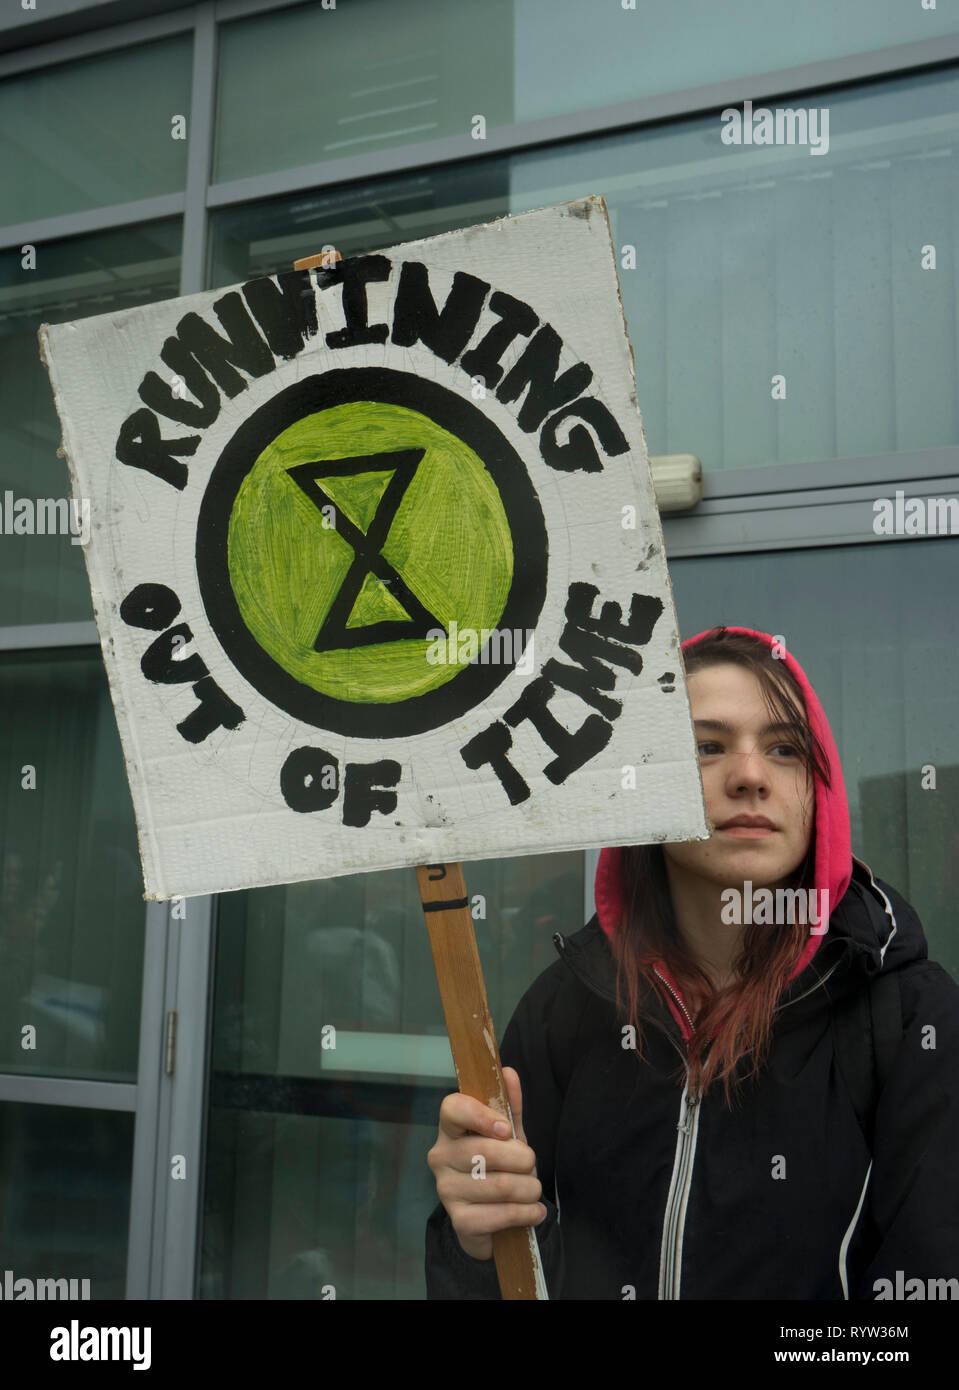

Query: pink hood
[[594, 627, 852, 1039]]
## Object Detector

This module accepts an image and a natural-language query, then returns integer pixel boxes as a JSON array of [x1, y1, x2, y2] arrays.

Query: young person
[[425, 625, 959, 1299]]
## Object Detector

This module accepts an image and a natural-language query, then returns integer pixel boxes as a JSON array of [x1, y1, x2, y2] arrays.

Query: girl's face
[[663, 662, 815, 891]]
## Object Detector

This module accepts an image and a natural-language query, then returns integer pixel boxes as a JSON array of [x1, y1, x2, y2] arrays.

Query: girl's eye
[[697, 742, 800, 757]]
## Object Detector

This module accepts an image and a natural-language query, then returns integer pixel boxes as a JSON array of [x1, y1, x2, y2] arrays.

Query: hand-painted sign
[[39, 196, 708, 900]]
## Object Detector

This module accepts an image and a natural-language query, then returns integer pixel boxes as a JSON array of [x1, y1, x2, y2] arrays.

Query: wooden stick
[[293, 250, 343, 270], [416, 863, 546, 1300], [291, 247, 544, 1298]]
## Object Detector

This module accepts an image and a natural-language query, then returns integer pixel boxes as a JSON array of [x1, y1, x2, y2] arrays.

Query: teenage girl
[[426, 626, 959, 1299]]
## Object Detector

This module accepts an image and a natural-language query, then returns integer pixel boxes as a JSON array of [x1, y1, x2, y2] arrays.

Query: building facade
[[0, 0, 956, 1299]]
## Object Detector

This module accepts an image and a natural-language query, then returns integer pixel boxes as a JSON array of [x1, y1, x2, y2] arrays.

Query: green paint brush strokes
[[227, 401, 514, 704]]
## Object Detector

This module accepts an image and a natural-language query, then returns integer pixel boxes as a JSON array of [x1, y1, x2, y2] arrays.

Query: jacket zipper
[[653, 958, 842, 1300], [651, 965, 700, 1300], [658, 1075, 700, 1299], [553, 932, 842, 1298], [653, 965, 696, 1033]]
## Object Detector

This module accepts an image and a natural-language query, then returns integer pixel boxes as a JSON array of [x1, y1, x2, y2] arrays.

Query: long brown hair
[[609, 628, 832, 1105]]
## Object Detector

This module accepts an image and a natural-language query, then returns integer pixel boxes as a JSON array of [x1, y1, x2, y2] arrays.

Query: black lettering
[[139, 337, 221, 428], [325, 255, 392, 349], [176, 676, 245, 743], [543, 648, 621, 719], [115, 408, 200, 491], [343, 759, 402, 827], [495, 324, 593, 432], [119, 583, 181, 631], [459, 291, 538, 389], [175, 293, 275, 396], [585, 586, 663, 647], [281, 746, 340, 813], [539, 397, 630, 473], [140, 624, 208, 684], [542, 584, 663, 718], [390, 262, 490, 364], [242, 268, 319, 361], [503, 676, 612, 784], [460, 720, 530, 805]]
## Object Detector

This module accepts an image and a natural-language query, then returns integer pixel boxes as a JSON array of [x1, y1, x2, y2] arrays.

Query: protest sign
[[38, 195, 707, 902]]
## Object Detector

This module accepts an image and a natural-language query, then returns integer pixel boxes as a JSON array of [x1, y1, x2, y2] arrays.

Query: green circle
[[226, 401, 514, 704]]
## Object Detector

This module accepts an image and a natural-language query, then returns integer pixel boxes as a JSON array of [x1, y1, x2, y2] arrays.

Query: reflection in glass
[[214, 0, 513, 184], [0, 38, 191, 225], [211, 65, 959, 471], [512, 0, 957, 122], [0, 1102, 133, 1300], [208, 161, 510, 290], [0, 220, 181, 625], [199, 851, 583, 1297], [512, 65, 959, 468], [0, 651, 145, 1081]]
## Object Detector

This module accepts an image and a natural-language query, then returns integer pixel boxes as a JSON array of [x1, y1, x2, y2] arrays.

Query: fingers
[[448, 1200, 548, 1241], [437, 1087, 517, 1144], [437, 1166, 543, 1211], [429, 1073, 545, 1250], [429, 1083, 538, 1181], [428, 1127, 537, 1177]]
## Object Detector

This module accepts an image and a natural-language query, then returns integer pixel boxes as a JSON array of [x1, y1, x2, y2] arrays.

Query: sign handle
[[415, 862, 547, 1301], [291, 249, 545, 1299], [293, 250, 343, 270]]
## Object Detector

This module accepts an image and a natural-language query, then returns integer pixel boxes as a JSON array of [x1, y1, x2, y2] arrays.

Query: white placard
[[39, 196, 708, 900]]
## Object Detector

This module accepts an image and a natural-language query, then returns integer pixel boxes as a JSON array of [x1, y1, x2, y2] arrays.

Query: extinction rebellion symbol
[[196, 368, 549, 737]]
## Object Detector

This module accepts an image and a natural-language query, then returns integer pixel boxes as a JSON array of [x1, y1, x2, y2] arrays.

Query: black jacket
[[425, 857, 959, 1299]]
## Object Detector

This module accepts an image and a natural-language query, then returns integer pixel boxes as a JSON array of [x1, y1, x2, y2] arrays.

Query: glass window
[[209, 64, 959, 474], [511, 64, 959, 470], [513, 0, 958, 123], [213, 0, 514, 184], [0, 1101, 133, 1300], [0, 651, 145, 1082], [0, 37, 192, 226], [213, 0, 958, 183], [208, 161, 510, 289], [198, 851, 583, 1297], [669, 536, 959, 981], [0, 220, 181, 626]]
